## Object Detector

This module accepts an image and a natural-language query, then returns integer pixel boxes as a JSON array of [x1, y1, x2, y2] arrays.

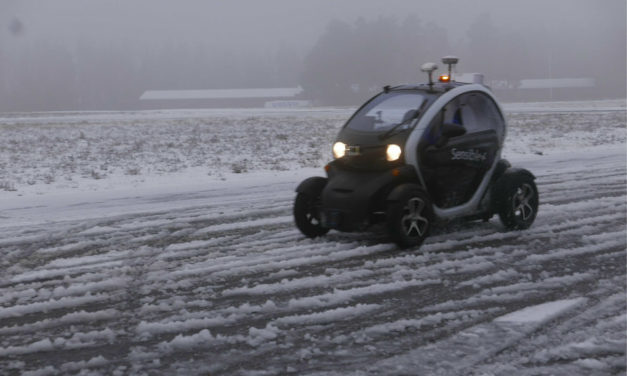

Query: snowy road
[[0, 146, 625, 374]]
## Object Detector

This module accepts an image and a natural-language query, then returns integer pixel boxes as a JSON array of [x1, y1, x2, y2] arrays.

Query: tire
[[494, 171, 539, 230], [387, 188, 433, 249], [294, 192, 329, 238]]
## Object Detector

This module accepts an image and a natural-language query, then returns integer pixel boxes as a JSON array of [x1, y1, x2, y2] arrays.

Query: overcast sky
[[1, 0, 624, 111], [2, 0, 624, 54]]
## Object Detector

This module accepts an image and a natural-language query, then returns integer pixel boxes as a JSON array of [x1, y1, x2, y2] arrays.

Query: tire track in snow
[[0, 148, 625, 375]]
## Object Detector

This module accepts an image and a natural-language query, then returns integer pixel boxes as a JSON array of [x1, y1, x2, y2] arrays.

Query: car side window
[[463, 92, 505, 141], [423, 91, 505, 145], [423, 95, 463, 145]]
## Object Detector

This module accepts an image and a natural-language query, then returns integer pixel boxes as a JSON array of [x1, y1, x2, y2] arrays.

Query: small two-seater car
[[294, 56, 538, 248]]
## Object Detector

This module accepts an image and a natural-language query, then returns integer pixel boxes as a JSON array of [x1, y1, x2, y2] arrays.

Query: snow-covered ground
[[0, 100, 625, 375], [0, 100, 624, 196]]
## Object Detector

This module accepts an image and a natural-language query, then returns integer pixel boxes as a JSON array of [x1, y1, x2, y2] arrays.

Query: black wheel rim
[[512, 183, 535, 222], [401, 197, 429, 238], [305, 197, 322, 226]]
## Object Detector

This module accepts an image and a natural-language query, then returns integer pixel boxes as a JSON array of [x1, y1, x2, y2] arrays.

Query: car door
[[419, 92, 503, 208]]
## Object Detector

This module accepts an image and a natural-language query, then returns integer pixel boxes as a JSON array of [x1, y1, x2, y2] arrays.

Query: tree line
[[0, 40, 302, 111], [300, 13, 625, 104], [0, 13, 624, 111]]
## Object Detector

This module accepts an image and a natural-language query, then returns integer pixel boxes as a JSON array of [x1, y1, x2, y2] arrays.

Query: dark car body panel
[[321, 163, 417, 231]]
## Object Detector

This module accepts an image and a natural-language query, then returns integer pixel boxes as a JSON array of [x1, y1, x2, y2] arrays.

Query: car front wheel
[[387, 188, 433, 249], [294, 192, 329, 238]]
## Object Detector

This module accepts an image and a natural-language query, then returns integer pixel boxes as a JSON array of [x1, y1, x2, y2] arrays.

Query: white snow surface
[[494, 298, 587, 323], [0, 100, 625, 375]]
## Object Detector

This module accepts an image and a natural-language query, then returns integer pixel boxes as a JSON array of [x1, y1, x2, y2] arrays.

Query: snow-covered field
[[0, 100, 625, 375]]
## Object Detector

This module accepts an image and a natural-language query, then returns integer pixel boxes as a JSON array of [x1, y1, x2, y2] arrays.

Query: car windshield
[[346, 91, 426, 132]]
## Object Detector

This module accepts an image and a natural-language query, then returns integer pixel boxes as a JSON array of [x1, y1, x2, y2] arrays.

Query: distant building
[[139, 87, 308, 109], [264, 100, 311, 109], [518, 78, 595, 90], [456, 74, 597, 101]]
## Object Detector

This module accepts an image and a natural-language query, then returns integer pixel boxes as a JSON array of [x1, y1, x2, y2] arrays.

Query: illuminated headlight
[[386, 144, 402, 161], [333, 142, 347, 159]]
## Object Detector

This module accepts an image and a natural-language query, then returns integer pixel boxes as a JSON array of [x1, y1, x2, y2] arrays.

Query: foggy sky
[[3, 0, 624, 55], [0, 0, 625, 111]]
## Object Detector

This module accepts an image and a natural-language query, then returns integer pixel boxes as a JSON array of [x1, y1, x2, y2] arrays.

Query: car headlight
[[386, 144, 402, 161], [333, 142, 347, 159]]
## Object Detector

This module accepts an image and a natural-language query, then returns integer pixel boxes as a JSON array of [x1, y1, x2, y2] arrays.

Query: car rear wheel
[[294, 192, 329, 238], [387, 188, 433, 249], [494, 171, 539, 230]]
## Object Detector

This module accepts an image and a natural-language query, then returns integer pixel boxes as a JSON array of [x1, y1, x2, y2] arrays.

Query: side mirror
[[441, 122, 466, 138]]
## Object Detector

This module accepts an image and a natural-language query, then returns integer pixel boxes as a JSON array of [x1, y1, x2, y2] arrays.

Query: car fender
[[499, 167, 535, 181], [386, 183, 425, 203], [295, 176, 328, 196], [491, 159, 512, 182]]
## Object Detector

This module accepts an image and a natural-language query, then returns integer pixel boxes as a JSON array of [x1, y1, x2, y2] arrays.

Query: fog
[[1, 0, 625, 111]]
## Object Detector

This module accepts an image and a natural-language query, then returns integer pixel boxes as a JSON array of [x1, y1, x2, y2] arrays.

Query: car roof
[[391, 82, 468, 93]]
